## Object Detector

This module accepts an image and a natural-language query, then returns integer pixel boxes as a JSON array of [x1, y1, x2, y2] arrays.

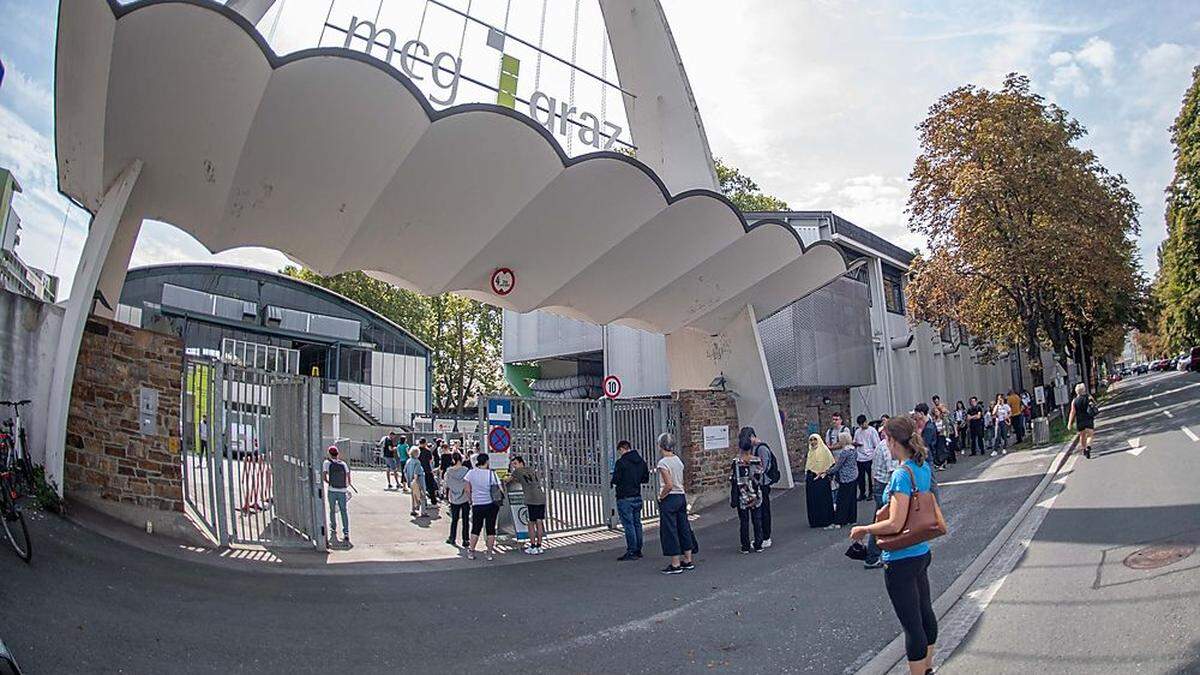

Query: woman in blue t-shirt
[[850, 415, 938, 675]]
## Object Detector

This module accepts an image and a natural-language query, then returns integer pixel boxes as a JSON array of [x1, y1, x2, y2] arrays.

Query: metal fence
[[181, 358, 324, 549], [477, 396, 677, 535]]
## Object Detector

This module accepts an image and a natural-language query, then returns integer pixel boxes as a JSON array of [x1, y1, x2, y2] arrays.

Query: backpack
[[761, 444, 781, 486], [1087, 397, 1098, 419]]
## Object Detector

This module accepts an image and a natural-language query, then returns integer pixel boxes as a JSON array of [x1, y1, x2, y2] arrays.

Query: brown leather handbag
[[875, 465, 947, 551]]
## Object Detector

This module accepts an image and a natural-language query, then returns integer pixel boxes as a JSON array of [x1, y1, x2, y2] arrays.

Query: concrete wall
[[0, 289, 63, 469]]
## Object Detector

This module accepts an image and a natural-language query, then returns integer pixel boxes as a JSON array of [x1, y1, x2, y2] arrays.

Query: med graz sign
[[339, 16, 628, 151]]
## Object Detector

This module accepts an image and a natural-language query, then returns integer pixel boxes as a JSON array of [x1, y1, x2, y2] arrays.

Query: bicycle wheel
[[1, 505, 31, 563]]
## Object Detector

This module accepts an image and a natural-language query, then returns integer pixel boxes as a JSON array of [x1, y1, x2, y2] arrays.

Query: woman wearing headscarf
[[805, 434, 835, 528]]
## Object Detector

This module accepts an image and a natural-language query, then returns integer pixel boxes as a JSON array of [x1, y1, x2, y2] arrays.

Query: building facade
[[0, 167, 59, 304], [504, 211, 1047, 426], [116, 264, 431, 452]]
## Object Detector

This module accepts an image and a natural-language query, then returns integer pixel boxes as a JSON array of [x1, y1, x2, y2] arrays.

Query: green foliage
[[905, 74, 1146, 384], [1155, 65, 1200, 352], [280, 267, 503, 416], [714, 158, 789, 212], [32, 465, 63, 513]]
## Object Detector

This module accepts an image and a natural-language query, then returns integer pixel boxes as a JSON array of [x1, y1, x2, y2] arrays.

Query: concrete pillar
[[44, 160, 143, 494]]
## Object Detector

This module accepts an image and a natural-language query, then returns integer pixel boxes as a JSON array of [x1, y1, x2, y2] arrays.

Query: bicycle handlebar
[[0, 400, 31, 407]]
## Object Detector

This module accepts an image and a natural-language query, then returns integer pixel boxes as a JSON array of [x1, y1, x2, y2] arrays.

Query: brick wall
[[775, 387, 851, 478], [64, 317, 185, 514], [673, 389, 739, 502]]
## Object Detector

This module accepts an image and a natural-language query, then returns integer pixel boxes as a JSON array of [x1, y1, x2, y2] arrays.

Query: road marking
[[1183, 426, 1199, 443], [1127, 438, 1144, 456], [1163, 410, 1174, 419], [1153, 400, 1161, 407]]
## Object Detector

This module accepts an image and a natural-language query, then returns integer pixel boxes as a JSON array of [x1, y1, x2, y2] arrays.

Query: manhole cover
[[1123, 543, 1196, 570]]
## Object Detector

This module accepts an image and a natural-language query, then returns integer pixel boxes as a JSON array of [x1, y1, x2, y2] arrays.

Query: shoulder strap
[[903, 463, 920, 495]]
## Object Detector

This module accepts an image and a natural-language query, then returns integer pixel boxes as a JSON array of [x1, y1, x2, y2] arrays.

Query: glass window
[[882, 270, 905, 315]]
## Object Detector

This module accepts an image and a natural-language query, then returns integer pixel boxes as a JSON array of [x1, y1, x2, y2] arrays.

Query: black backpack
[[762, 445, 781, 485]]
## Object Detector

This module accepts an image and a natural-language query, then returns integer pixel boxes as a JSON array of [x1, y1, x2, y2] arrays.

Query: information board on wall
[[703, 425, 729, 450]]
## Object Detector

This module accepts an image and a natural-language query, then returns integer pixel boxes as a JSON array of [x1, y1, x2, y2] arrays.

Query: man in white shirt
[[991, 397, 1012, 456], [853, 414, 881, 501]]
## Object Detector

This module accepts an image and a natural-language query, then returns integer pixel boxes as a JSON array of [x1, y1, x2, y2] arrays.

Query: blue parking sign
[[487, 398, 512, 428]]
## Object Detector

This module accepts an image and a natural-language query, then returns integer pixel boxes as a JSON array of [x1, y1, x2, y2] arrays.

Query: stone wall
[[775, 386, 851, 478], [673, 389, 739, 509], [64, 317, 186, 521]]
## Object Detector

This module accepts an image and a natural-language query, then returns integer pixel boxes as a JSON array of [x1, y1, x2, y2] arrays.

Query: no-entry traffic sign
[[603, 374, 621, 399], [487, 425, 512, 453], [490, 267, 515, 296]]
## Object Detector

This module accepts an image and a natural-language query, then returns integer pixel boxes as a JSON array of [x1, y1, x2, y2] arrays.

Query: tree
[[905, 74, 1144, 392], [714, 158, 789, 212], [1155, 65, 1200, 352], [281, 267, 503, 417]]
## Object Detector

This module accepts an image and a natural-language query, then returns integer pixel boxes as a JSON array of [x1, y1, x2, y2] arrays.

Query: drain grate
[[1123, 543, 1196, 570]]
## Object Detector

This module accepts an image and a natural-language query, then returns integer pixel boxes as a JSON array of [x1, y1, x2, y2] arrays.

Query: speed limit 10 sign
[[602, 374, 621, 399]]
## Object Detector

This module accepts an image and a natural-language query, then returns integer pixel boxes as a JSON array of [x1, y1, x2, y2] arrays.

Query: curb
[[854, 438, 1076, 675]]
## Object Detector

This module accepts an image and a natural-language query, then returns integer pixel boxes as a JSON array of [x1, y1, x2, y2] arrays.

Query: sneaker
[[534, 547, 545, 555], [740, 548, 751, 555], [762, 538, 773, 549], [752, 545, 763, 553], [486, 551, 495, 562], [1084, 445, 1092, 459], [989, 451, 997, 457], [467, 551, 476, 560], [661, 565, 684, 575], [864, 560, 884, 569], [618, 553, 639, 561], [681, 560, 696, 571], [523, 547, 535, 555]]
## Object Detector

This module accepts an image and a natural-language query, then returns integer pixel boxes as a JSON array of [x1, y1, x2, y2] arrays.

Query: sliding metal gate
[[182, 358, 324, 550], [477, 396, 678, 535]]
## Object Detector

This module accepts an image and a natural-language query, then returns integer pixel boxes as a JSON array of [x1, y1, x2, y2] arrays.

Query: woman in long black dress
[[805, 434, 835, 528]]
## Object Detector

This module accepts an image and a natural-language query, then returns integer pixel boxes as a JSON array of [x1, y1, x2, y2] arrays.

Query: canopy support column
[[666, 305, 793, 488], [44, 160, 143, 495]]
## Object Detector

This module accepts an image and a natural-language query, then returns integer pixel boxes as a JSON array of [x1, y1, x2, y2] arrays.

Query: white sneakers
[[762, 538, 773, 549], [523, 544, 545, 555], [990, 450, 998, 457]]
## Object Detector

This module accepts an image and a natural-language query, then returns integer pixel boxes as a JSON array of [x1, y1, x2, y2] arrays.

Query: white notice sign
[[703, 425, 729, 450], [1034, 385, 1046, 405]]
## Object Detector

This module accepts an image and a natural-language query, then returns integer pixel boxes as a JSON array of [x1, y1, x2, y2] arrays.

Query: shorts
[[384, 456, 400, 470], [527, 503, 546, 521]]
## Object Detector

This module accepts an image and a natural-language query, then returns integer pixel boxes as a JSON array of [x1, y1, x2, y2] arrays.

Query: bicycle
[[0, 400, 34, 496], [0, 462, 31, 563]]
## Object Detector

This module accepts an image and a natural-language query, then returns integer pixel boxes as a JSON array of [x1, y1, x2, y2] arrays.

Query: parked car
[[1134, 362, 1150, 375]]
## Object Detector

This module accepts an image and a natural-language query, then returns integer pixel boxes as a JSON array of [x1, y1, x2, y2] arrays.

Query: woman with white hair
[[823, 429, 860, 528], [655, 432, 696, 575], [1068, 383, 1098, 459]]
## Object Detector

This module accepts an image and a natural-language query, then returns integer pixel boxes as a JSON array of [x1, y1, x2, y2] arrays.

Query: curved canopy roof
[[56, 0, 848, 335]]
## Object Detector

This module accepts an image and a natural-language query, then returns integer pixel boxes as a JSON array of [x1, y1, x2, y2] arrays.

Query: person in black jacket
[[610, 439, 650, 561]]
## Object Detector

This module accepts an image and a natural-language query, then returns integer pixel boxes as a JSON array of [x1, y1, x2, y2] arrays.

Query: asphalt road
[[944, 370, 1200, 674], [1, 427, 1058, 674]]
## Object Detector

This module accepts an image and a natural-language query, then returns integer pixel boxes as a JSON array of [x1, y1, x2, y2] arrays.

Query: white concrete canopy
[[48, 0, 850, 492]]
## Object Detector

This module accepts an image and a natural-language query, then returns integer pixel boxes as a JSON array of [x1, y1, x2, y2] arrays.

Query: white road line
[[1164, 410, 1175, 419], [1153, 400, 1161, 407], [1127, 438, 1144, 456], [1183, 426, 1199, 443]]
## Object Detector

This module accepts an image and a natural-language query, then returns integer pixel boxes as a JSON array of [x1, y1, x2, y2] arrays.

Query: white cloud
[[1046, 36, 1117, 97], [1138, 42, 1196, 75], [1076, 37, 1116, 82]]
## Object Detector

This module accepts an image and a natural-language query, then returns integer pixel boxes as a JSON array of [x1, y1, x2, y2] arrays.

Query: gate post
[[308, 375, 327, 552], [600, 398, 617, 529], [212, 362, 230, 548]]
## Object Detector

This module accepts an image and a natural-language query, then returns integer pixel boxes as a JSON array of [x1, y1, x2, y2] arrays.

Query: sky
[[1, 0, 1197, 299]]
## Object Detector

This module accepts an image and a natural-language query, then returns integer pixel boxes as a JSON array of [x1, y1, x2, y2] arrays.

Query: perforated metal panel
[[759, 276, 875, 388]]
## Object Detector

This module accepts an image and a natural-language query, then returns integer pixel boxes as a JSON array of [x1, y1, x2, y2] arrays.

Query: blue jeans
[[617, 496, 643, 555], [865, 484, 886, 564], [328, 491, 349, 538]]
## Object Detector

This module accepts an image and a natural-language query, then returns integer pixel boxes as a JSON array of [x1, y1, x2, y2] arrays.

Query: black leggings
[[470, 503, 499, 536], [449, 502, 471, 543], [884, 552, 937, 663]]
